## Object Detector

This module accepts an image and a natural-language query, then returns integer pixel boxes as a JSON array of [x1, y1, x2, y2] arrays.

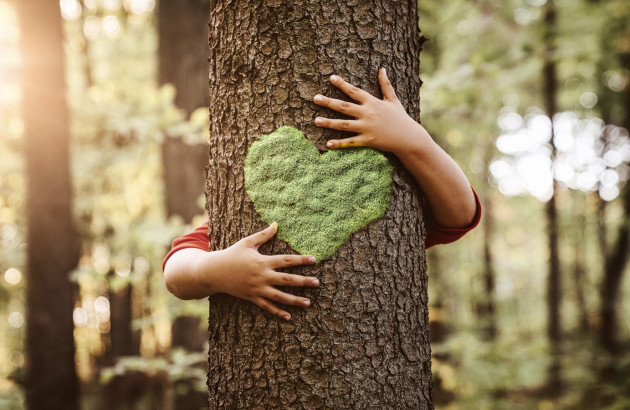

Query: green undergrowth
[[244, 126, 393, 262]]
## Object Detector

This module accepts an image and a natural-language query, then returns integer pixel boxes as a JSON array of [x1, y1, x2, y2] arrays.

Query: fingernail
[[314, 94, 322, 103], [308, 256, 316, 263], [326, 141, 334, 148], [302, 299, 310, 307], [382, 67, 387, 76], [311, 279, 320, 286], [330, 75, 338, 83], [315, 117, 323, 125], [271, 222, 278, 230], [283, 314, 291, 321]]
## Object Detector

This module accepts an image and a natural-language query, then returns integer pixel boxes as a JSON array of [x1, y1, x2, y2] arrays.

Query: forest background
[[1, 0, 629, 409]]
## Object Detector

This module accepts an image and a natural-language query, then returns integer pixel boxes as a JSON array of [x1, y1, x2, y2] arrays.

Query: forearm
[[396, 123, 477, 228], [163, 248, 224, 300]]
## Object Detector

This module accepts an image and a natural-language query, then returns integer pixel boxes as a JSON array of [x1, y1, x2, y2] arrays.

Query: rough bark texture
[[206, 1, 430, 408], [19, 1, 80, 408], [158, 0, 210, 222]]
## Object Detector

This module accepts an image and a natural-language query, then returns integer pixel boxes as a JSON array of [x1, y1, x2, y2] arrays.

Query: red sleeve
[[424, 188, 482, 249], [162, 220, 210, 271], [163, 189, 482, 269]]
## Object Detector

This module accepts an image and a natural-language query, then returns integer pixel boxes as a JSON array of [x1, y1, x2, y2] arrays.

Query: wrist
[[194, 249, 227, 297], [392, 121, 434, 162]]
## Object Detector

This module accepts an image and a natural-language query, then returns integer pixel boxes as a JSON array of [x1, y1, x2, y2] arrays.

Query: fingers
[[265, 288, 311, 308], [314, 117, 361, 132], [313, 94, 361, 117], [271, 271, 320, 287], [326, 136, 368, 149], [247, 222, 278, 247], [329, 75, 372, 103], [254, 298, 292, 321], [269, 254, 317, 268], [378, 68, 398, 101]]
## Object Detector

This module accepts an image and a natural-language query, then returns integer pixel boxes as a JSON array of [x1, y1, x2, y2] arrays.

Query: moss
[[244, 126, 393, 263]]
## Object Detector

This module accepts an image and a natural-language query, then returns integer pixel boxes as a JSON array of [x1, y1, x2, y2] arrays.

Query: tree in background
[[541, 0, 563, 391], [157, 0, 210, 408], [18, 0, 79, 408], [597, 0, 630, 356], [206, 0, 430, 407], [158, 0, 209, 223]]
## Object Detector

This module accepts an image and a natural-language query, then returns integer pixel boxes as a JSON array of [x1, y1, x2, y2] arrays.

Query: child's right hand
[[211, 222, 319, 321]]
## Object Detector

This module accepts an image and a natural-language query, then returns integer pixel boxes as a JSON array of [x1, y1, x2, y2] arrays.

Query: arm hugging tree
[[206, 0, 432, 407]]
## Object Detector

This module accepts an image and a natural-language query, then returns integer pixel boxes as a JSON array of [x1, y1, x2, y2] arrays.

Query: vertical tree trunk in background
[[18, 1, 80, 409], [600, 69, 630, 354], [206, 1, 430, 407], [480, 142, 497, 340], [158, 0, 210, 223], [158, 1, 210, 409], [108, 279, 139, 357], [542, 1, 563, 391]]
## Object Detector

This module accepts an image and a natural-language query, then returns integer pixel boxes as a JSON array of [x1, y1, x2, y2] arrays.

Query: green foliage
[[244, 126, 393, 262]]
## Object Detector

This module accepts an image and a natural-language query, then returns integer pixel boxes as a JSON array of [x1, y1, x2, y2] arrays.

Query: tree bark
[[542, 1, 563, 390], [19, 1, 80, 408], [206, 1, 430, 408]]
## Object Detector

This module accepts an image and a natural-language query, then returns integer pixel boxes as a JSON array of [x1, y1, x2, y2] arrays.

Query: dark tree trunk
[[19, 1, 80, 408], [542, 1, 563, 390], [600, 73, 630, 354], [158, 2, 211, 408], [480, 143, 497, 340], [158, 0, 210, 223], [108, 279, 140, 358], [158, 11, 210, 393], [206, 1, 430, 408], [601, 185, 630, 354]]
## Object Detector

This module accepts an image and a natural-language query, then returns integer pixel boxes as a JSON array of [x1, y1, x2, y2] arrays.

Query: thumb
[[378, 68, 398, 101], [248, 222, 278, 248]]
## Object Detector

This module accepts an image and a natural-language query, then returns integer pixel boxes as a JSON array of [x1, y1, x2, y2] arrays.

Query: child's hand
[[313, 68, 428, 157], [215, 222, 319, 321]]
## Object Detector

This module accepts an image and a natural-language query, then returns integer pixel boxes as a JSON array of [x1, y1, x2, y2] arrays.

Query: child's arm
[[313, 68, 477, 228], [164, 222, 320, 321]]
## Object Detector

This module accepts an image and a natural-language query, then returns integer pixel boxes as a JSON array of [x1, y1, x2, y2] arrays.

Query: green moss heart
[[244, 126, 393, 263]]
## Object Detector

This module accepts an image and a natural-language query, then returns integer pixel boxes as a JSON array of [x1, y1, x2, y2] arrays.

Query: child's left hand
[[313, 68, 428, 157]]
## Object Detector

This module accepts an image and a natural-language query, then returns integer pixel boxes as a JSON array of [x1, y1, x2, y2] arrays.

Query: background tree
[[157, 0, 210, 408], [541, 0, 563, 391], [206, 0, 430, 407], [158, 0, 209, 224], [18, 0, 80, 408]]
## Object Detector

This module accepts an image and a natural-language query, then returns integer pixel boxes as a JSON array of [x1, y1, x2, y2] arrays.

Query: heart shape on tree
[[244, 126, 393, 263]]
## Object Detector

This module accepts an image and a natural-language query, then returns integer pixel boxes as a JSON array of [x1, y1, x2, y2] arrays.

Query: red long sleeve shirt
[[163, 189, 481, 270]]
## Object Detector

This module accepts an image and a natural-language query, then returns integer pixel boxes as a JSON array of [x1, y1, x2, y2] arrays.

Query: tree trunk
[[108, 278, 140, 358], [600, 71, 630, 354], [206, 1, 430, 408], [158, 4, 211, 409], [480, 142, 497, 340], [19, 1, 80, 409], [542, 1, 563, 391], [158, 0, 210, 223]]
